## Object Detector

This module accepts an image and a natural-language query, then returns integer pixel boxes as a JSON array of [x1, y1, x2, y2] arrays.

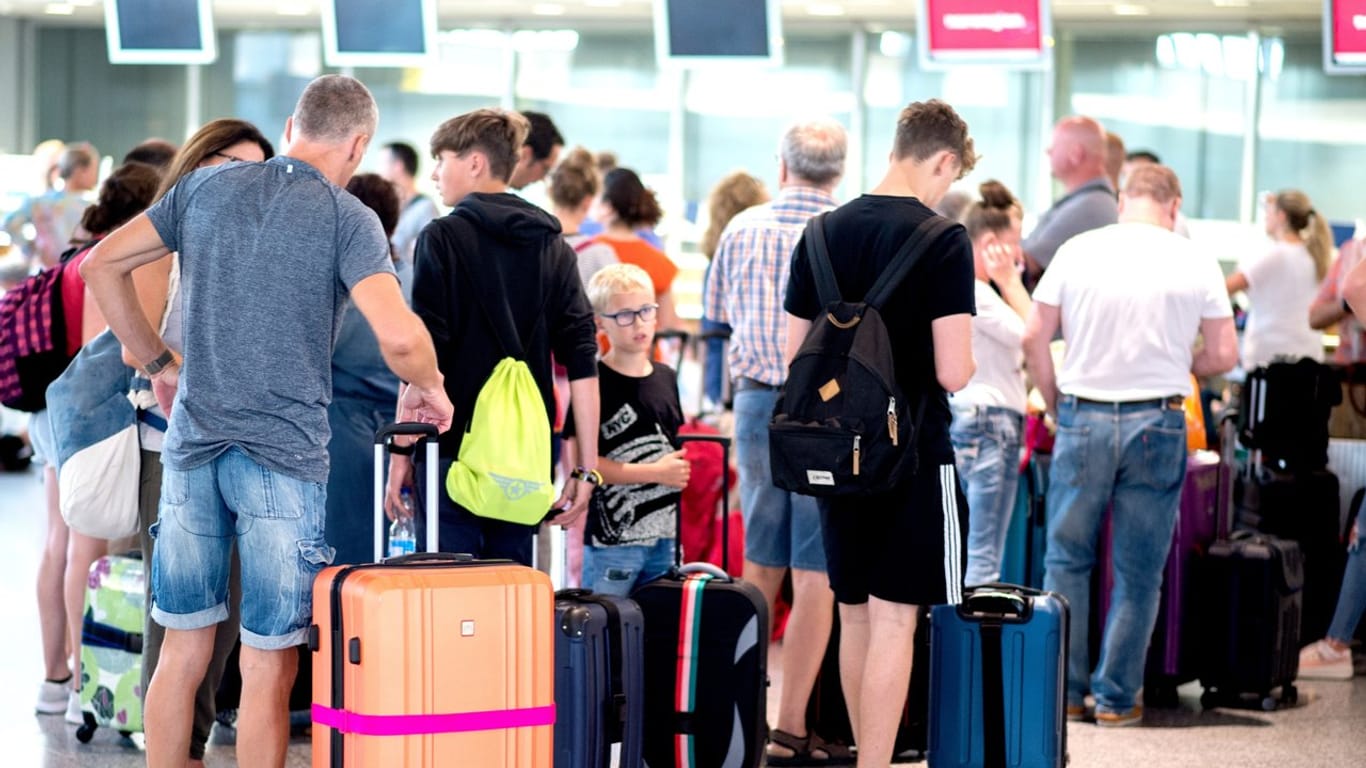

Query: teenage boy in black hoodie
[[386, 108, 600, 565]]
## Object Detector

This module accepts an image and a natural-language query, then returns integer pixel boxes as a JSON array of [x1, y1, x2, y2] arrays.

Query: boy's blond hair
[[587, 263, 654, 314]]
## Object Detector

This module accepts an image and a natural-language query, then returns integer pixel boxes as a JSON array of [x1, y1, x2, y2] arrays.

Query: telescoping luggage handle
[[373, 422, 441, 561], [674, 433, 733, 579], [957, 584, 1071, 768]]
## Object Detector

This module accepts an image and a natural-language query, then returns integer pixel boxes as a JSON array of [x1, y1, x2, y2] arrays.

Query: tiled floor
[[2, 461, 1362, 767]]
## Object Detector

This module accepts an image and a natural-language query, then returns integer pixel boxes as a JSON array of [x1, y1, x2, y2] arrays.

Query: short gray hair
[[293, 75, 378, 144], [57, 142, 98, 180], [780, 119, 847, 186]]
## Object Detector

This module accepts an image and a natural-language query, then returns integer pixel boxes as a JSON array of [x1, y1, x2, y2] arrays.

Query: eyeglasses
[[212, 151, 248, 163], [600, 304, 659, 327]]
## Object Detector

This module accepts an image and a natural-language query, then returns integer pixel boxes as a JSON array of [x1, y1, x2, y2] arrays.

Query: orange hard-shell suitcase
[[310, 423, 555, 767]]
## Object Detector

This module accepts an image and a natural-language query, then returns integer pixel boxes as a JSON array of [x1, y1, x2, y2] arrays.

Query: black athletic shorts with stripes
[[819, 460, 969, 606]]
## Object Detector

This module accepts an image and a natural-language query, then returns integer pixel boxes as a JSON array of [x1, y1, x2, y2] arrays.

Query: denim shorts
[[734, 388, 827, 572], [149, 447, 334, 650], [581, 539, 675, 597]]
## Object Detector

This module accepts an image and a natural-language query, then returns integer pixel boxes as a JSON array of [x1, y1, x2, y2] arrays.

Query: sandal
[[765, 728, 855, 766]]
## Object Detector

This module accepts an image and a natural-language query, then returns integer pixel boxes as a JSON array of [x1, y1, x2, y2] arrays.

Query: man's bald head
[[1047, 116, 1107, 191]]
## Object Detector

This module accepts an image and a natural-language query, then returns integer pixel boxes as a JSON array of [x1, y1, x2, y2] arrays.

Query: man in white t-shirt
[[1022, 164, 1237, 728]]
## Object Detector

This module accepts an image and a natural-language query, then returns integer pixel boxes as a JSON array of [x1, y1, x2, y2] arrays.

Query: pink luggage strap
[[312, 702, 555, 736]]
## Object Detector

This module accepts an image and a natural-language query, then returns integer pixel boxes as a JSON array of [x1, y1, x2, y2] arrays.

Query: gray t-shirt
[[146, 156, 394, 482], [1023, 177, 1118, 271]]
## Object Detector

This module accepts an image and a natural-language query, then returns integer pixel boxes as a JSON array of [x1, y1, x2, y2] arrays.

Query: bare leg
[[236, 645, 299, 768], [855, 598, 918, 768], [145, 626, 215, 768], [37, 465, 71, 681], [64, 529, 109, 693], [838, 602, 870, 744], [776, 568, 834, 738]]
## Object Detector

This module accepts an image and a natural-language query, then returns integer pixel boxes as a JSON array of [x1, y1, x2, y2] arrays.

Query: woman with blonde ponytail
[[1226, 189, 1328, 369]]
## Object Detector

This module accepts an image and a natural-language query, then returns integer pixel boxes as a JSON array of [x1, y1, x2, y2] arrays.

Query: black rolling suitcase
[[631, 433, 769, 768], [1198, 531, 1304, 711], [554, 589, 645, 768], [1237, 465, 1346, 644], [806, 607, 930, 762]]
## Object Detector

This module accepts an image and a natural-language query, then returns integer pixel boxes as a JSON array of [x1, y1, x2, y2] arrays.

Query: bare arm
[[80, 214, 175, 370], [1023, 301, 1062, 417], [1191, 316, 1238, 377], [784, 313, 812, 369], [597, 449, 690, 489], [1225, 271, 1249, 295], [656, 290, 681, 332], [117, 254, 174, 366], [1344, 257, 1366, 324], [931, 313, 975, 393], [551, 376, 601, 527]]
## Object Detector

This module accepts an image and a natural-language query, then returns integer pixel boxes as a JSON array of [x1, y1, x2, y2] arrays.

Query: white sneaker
[[34, 680, 68, 715], [1298, 639, 1354, 681], [64, 691, 84, 725]]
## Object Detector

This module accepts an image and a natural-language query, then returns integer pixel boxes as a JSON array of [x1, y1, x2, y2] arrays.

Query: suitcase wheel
[[1199, 690, 1218, 710], [1260, 695, 1278, 712], [75, 720, 96, 743], [1284, 684, 1299, 706]]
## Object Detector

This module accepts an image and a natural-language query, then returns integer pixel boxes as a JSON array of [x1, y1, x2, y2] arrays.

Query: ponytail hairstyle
[[79, 161, 161, 236], [1274, 190, 1332, 281], [962, 179, 1021, 241], [600, 167, 663, 229]]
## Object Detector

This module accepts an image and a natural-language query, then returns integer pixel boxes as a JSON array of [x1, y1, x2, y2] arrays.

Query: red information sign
[[1326, 0, 1366, 70], [920, 0, 1049, 66]]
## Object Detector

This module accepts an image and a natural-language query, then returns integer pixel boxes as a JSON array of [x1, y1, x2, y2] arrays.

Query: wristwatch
[[144, 348, 176, 378], [571, 466, 604, 486]]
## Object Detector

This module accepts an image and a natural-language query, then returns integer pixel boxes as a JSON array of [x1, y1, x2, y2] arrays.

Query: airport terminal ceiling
[[0, 0, 1329, 27]]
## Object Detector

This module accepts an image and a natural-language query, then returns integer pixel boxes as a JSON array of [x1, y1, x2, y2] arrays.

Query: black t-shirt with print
[[784, 194, 976, 466], [564, 361, 684, 546]]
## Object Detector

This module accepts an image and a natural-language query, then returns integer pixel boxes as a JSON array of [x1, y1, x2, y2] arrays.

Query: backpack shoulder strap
[[805, 213, 842, 306], [865, 216, 958, 310]]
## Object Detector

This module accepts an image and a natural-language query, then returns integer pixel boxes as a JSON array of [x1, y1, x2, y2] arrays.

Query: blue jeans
[[581, 539, 675, 596], [1042, 396, 1187, 714], [151, 448, 334, 650], [324, 394, 395, 565], [733, 388, 827, 571], [1328, 517, 1365, 643], [950, 404, 1024, 586]]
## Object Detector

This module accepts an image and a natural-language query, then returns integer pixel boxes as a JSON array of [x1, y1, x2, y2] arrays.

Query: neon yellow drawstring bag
[[446, 356, 554, 524]]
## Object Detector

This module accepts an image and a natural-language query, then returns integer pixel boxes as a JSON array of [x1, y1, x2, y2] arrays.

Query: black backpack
[[769, 212, 956, 498]]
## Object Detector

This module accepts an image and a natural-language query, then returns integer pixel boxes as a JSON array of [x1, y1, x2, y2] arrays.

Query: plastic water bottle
[[388, 490, 416, 558]]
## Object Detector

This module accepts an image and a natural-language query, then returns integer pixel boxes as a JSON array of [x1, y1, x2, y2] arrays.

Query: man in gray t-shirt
[[1023, 116, 1118, 286], [83, 75, 452, 768]]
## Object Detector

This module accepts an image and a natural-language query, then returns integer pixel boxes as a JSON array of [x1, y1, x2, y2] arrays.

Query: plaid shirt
[[703, 186, 838, 387], [0, 264, 64, 405]]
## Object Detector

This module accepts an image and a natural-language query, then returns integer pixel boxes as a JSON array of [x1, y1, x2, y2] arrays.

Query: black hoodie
[[412, 192, 598, 458]]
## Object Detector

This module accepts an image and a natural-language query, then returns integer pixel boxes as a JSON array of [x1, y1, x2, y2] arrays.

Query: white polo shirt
[[1033, 221, 1232, 401]]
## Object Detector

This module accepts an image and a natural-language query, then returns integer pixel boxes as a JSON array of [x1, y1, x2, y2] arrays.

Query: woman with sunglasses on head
[[126, 118, 274, 768]]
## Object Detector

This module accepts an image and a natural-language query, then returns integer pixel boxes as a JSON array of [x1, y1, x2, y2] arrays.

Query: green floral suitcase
[[77, 554, 145, 742]]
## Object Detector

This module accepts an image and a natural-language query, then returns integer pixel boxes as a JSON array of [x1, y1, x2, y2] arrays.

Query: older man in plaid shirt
[[702, 118, 849, 764]]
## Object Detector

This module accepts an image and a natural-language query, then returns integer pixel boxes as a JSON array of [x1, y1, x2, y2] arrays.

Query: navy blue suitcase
[[554, 589, 645, 768], [928, 585, 1068, 768]]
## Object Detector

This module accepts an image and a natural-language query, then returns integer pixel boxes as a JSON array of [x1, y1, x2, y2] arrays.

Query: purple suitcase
[[1093, 452, 1221, 705]]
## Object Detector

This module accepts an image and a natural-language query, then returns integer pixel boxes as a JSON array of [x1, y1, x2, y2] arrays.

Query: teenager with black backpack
[[778, 99, 977, 768]]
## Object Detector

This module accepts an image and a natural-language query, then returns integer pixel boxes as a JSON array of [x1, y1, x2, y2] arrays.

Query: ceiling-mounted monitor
[[653, 0, 783, 68], [918, 0, 1051, 70], [321, 0, 437, 69], [104, 0, 217, 65], [1324, 0, 1366, 74]]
